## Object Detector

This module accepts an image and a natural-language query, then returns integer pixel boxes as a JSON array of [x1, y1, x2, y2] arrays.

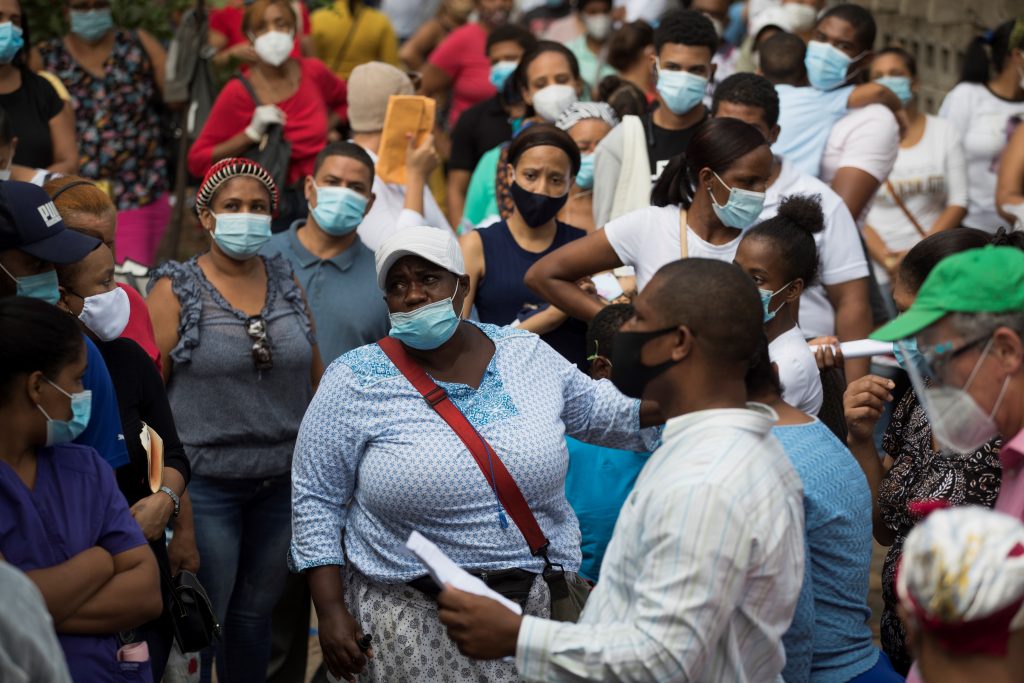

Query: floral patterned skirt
[[343, 564, 550, 682]]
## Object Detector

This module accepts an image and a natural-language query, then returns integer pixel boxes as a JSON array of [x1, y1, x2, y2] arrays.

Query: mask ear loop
[[708, 170, 730, 209], [962, 336, 996, 392]]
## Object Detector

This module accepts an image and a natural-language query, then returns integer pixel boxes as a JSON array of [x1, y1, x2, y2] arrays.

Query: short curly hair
[[711, 73, 780, 129], [654, 9, 718, 56]]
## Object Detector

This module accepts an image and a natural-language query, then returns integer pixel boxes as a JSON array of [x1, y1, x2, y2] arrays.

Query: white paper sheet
[[809, 339, 893, 359], [405, 531, 522, 615]]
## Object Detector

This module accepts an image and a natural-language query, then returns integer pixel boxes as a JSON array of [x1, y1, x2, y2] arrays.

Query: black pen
[[357, 633, 373, 653]]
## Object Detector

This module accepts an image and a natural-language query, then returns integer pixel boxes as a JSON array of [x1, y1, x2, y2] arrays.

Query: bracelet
[[159, 486, 181, 518]]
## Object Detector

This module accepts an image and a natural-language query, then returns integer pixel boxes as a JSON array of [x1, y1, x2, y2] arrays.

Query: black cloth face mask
[[610, 326, 679, 399], [510, 181, 569, 228]]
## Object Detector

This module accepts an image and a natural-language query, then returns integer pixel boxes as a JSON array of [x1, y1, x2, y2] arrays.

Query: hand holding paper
[[378, 96, 436, 185], [406, 531, 522, 616]]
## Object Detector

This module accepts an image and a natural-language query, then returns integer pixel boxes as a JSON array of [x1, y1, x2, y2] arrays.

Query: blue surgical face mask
[[655, 62, 707, 115], [37, 379, 92, 446], [758, 281, 793, 323], [875, 75, 913, 105], [310, 185, 368, 236], [893, 337, 933, 380], [490, 60, 518, 90], [805, 40, 861, 91], [0, 262, 61, 305], [709, 170, 766, 229], [0, 22, 24, 64], [388, 282, 461, 350], [576, 153, 595, 190], [211, 212, 272, 260], [70, 8, 114, 42]]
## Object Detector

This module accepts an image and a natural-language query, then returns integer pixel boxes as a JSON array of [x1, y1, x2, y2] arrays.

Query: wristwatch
[[158, 486, 181, 518]]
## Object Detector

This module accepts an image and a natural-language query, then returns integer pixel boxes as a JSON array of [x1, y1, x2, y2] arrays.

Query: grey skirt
[[343, 564, 551, 683]]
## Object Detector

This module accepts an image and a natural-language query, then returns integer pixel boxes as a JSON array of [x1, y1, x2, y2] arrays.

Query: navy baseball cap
[[0, 181, 99, 263]]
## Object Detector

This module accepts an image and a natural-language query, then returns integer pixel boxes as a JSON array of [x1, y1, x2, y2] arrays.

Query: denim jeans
[[190, 472, 292, 683]]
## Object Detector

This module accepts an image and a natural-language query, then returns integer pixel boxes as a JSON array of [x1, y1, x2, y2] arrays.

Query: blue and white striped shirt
[[289, 321, 653, 582], [516, 404, 805, 682]]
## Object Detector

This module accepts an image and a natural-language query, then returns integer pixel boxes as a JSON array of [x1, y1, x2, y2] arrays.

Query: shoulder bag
[[378, 336, 590, 622], [884, 178, 928, 239], [235, 75, 291, 194], [162, 568, 221, 652]]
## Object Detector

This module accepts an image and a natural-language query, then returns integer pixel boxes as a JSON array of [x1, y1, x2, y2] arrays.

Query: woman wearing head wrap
[[555, 101, 619, 232], [146, 158, 324, 683], [898, 505, 1024, 683]]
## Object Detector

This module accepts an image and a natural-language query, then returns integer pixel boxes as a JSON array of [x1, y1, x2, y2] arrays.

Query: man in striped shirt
[[439, 258, 806, 681]]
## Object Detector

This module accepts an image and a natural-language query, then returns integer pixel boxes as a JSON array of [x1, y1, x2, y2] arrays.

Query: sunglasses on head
[[246, 315, 273, 371]]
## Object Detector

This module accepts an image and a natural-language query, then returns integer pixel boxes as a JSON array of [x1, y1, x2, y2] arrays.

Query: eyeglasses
[[246, 315, 273, 371], [920, 333, 992, 381]]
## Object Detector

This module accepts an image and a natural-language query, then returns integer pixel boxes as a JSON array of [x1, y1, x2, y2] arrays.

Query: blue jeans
[[850, 651, 905, 682], [190, 473, 292, 683]]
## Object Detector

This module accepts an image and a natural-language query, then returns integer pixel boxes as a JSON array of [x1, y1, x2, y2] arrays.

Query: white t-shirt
[[938, 82, 1024, 232], [603, 204, 742, 291], [769, 325, 823, 416], [866, 115, 968, 284], [758, 159, 870, 338], [356, 148, 453, 253], [819, 104, 900, 221]]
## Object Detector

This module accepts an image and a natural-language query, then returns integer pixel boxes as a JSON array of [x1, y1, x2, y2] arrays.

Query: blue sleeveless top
[[475, 220, 587, 368]]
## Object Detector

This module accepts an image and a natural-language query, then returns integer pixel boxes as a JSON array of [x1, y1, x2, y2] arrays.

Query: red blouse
[[187, 58, 347, 186]]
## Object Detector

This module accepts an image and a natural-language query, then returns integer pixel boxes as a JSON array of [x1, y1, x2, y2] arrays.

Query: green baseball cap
[[871, 245, 1024, 342]]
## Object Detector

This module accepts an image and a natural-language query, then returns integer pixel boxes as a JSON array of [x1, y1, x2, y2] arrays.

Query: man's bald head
[[645, 258, 763, 371]]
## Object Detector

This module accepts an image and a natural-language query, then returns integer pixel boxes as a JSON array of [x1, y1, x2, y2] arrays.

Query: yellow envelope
[[377, 95, 435, 185], [139, 422, 164, 494]]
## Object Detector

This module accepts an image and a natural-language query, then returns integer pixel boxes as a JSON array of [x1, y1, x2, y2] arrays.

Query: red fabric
[[209, 3, 310, 58], [117, 282, 162, 374], [428, 22, 495, 129], [187, 58, 347, 186], [377, 336, 550, 556]]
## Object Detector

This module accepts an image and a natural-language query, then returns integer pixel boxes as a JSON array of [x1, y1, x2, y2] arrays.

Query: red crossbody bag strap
[[378, 337, 551, 557]]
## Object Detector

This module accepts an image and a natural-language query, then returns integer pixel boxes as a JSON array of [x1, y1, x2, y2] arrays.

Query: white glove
[[244, 104, 286, 143]]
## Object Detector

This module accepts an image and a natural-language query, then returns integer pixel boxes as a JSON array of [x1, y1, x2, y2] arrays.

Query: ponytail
[[960, 20, 1018, 83], [650, 117, 769, 210], [650, 153, 693, 208], [991, 226, 1024, 250]]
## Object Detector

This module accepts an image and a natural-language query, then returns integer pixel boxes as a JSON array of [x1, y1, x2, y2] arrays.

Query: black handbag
[[163, 569, 221, 652], [236, 75, 292, 194]]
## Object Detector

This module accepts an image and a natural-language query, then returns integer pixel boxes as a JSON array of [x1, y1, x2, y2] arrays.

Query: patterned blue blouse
[[290, 322, 653, 583]]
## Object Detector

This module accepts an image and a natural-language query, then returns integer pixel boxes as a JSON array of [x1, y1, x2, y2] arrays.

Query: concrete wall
[[853, 0, 1024, 113]]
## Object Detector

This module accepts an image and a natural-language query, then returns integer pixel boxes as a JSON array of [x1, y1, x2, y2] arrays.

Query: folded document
[[405, 531, 522, 615]]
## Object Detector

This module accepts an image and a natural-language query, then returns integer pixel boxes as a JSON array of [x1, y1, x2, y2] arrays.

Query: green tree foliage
[[21, 0, 195, 44]]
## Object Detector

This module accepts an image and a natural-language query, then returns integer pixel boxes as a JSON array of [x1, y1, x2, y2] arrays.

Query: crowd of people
[[3, 1, 1024, 682]]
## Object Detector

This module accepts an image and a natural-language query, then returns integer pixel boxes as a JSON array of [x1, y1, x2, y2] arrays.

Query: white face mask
[[582, 13, 612, 41], [253, 30, 294, 67], [0, 165, 11, 181], [78, 286, 131, 341], [532, 84, 578, 122], [781, 2, 818, 33], [900, 338, 1009, 454]]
